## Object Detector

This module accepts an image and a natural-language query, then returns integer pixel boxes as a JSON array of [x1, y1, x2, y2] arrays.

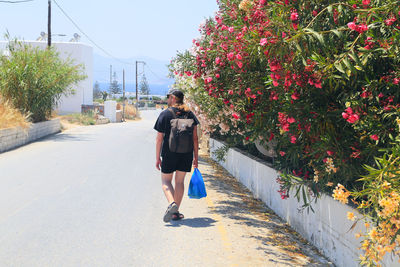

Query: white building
[[0, 41, 93, 115]]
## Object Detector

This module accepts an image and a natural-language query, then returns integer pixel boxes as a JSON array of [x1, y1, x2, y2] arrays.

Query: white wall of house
[[0, 41, 93, 115]]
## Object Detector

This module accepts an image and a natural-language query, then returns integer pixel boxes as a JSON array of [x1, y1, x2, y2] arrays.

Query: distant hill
[[93, 53, 174, 95]]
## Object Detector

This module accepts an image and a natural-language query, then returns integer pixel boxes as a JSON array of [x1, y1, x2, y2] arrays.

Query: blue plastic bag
[[188, 168, 207, 199]]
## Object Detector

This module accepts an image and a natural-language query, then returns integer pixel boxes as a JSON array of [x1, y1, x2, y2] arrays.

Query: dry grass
[[117, 102, 138, 120], [0, 95, 30, 129]]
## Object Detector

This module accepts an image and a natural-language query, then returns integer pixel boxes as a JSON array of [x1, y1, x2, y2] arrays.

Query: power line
[[0, 0, 34, 3], [144, 64, 172, 82], [52, 0, 134, 66]]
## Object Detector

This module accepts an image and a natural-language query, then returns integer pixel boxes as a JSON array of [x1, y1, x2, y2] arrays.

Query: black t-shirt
[[154, 107, 200, 156]]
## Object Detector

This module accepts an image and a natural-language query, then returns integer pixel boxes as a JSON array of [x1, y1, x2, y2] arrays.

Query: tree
[[101, 91, 108, 101], [93, 81, 102, 99], [109, 72, 121, 95], [139, 74, 150, 96]]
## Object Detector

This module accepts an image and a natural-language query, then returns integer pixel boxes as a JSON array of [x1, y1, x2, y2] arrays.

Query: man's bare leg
[[161, 172, 175, 204], [174, 171, 187, 208]]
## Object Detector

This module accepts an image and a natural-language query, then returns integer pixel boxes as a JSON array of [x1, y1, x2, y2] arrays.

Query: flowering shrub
[[170, 0, 400, 264]]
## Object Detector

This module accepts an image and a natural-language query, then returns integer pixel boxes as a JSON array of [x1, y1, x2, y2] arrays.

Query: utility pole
[[135, 60, 145, 111], [109, 65, 112, 96], [47, 0, 51, 47], [122, 69, 125, 122]]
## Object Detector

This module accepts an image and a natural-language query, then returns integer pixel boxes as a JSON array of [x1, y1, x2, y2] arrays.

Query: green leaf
[[334, 61, 345, 73], [331, 29, 343, 39], [304, 28, 325, 46]]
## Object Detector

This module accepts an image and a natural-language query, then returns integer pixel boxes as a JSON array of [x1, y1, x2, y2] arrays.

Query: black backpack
[[168, 108, 195, 153]]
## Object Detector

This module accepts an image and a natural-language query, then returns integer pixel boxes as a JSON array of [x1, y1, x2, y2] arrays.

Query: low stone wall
[[0, 119, 61, 153], [209, 138, 397, 267]]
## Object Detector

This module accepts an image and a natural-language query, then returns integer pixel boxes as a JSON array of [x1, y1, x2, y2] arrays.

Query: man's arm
[[155, 132, 164, 170], [192, 125, 199, 168]]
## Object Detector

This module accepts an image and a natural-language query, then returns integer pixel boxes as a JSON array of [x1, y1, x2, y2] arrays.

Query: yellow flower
[[239, 0, 253, 11], [332, 183, 350, 204], [326, 182, 333, 187], [347, 212, 356, 221]]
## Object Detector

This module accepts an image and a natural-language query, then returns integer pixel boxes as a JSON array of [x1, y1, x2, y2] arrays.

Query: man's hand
[[156, 157, 162, 170], [193, 157, 198, 169]]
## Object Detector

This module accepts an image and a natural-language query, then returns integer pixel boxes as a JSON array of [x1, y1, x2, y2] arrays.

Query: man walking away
[[154, 89, 200, 222]]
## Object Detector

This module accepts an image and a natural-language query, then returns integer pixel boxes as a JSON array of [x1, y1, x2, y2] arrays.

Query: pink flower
[[227, 52, 235, 61], [358, 24, 368, 33], [370, 134, 379, 141], [290, 135, 297, 144], [236, 54, 242, 60], [327, 150, 334, 156], [260, 38, 268, 46], [205, 77, 213, 84], [236, 61, 243, 68], [228, 90, 233, 95], [347, 114, 360, 123], [345, 107, 353, 114], [228, 27, 234, 33], [342, 112, 349, 119], [287, 117, 296, 124], [280, 151, 286, 156], [362, 0, 370, 6], [348, 22, 357, 31], [232, 113, 240, 120], [385, 17, 397, 26], [215, 73, 220, 78], [215, 57, 221, 64], [312, 10, 318, 17], [290, 12, 299, 21], [291, 93, 299, 100]]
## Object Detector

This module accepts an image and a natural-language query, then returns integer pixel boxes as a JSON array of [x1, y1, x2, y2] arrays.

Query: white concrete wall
[[0, 41, 93, 115], [0, 119, 60, 153], [209, 138, 398, 267]]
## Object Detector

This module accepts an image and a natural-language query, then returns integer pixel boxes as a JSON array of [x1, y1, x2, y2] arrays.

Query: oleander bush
[[170, 0, 400, 265]]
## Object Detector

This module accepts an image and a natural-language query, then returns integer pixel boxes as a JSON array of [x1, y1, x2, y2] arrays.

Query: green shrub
[[0, 38, 86, 122]]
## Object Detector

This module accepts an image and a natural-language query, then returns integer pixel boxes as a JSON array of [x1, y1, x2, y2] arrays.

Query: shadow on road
[[38, 132, 93, 143], [199, 154, 333, 266], [165, 217, 217, 228]]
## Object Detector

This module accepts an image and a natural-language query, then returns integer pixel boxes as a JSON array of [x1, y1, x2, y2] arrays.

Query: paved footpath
[[0, 110, 332, 266]]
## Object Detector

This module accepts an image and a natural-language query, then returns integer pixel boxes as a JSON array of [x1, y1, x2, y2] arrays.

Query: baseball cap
[[167, 89, 184, 100]]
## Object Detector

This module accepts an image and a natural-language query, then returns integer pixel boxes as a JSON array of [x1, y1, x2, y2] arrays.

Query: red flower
[[347, 114, 360, 123], [291, 92, 299, 100], [362, 0, 370, 6], [290, 135, 297, 144], [345, 107, 353, 114], [327, 150, 334, 156], [280, 151, 286, 156], [260, 38, 268, 46], [370, 135, 379, 141], [287, 117, 296, 124], [232, 113, 240, 119], [290, 12, 299, 21]]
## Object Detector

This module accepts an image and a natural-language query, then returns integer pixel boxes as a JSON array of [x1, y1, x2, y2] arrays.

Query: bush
[[0, 39, 86, 123], [171, 0, 400, 264]]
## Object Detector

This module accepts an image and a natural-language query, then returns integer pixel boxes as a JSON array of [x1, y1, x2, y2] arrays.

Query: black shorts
[[161, 152, 193, 174]]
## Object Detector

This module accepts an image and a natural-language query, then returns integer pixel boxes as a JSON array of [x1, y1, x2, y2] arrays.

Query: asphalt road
[[0, 110, 331, 267]]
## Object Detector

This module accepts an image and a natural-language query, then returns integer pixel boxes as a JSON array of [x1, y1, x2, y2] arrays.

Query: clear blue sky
[[0, 0, 218, 61]]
